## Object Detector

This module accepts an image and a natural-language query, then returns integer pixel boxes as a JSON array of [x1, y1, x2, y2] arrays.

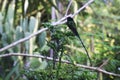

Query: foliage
[[0, 0, 120, 80], [20, 64, 97, 80]]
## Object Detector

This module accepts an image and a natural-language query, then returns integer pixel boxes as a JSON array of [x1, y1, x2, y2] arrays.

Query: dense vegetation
[[0, 0, 120, 80]]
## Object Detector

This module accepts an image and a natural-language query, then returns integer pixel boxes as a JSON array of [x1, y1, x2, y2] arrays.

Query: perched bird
[[66, 17, 92, 65]]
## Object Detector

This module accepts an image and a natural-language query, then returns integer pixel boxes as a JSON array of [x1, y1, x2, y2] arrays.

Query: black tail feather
[[77, 35, 92, 66]]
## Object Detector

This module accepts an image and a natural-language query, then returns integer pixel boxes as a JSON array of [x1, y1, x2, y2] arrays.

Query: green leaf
[[38, 60, 47, 70], [24, 32, 31, 52], [37, 31, 46, 48], [15, 26, 24, 41], [30, 58, 41, 69], [4, 64, 19, 80], [0, 13, 3, 34], [20, 18, 28, 32], [29, 17, 36, 33], [0, 12, 3, 21], [1, 33, 9, 47], [5, 1, 15, 32]]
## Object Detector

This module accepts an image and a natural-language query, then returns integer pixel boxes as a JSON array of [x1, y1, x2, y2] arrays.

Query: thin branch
[[0, 0, 94, 53], [52, 14, 72, 26], [0, 28, 48, 52], [72, 0, 94, 17], [99, 59, 110, 68], [52, 0, 94, 26], [0, 1, 118, 78], [0, 53, 120, 77], [65, 0, 73, 16]]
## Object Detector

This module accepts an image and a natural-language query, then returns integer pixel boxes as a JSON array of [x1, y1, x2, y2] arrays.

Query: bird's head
[[67, 17, 73, 21]]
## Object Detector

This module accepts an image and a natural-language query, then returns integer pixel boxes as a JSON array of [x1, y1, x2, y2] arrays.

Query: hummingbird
[[66, 17, 92, 65]]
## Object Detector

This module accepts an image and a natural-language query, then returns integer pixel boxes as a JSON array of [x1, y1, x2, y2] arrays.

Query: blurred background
[[0, 0, 120, 80]]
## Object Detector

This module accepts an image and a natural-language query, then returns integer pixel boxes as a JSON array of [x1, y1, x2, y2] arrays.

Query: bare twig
[[0, 28, 48, 52], [72, 0, 94, 17], [99, 59, 110, 68], [0, 0, 94, 53], [65, 0, 73, 16], [0, 53, 120, 77], [1, 0, 118, 78], [52, 0, 94, 26]]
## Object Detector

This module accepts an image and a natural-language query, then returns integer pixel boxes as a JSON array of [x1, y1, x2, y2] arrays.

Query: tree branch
[[72, 0, 94, 17], [0, 53, 120, 77], [65, 0, 73, 16], [0, 0, 94, 53], [1, 0, 118, 78], [52, 0, 94, 26], [0, 28, 48, 52], [99, 59, 110, 68]]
